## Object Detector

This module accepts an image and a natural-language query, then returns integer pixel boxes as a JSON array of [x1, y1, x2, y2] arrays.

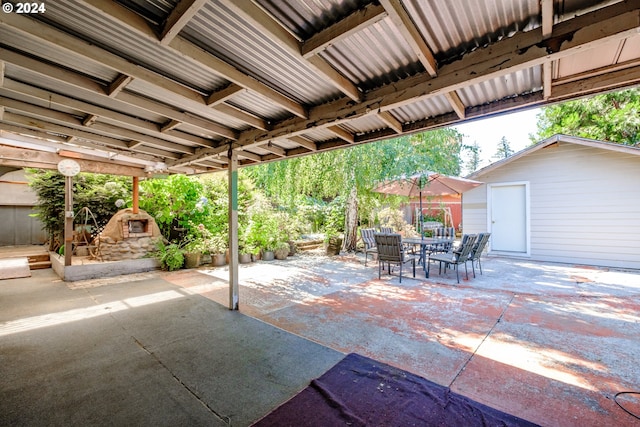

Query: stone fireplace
[[94, 208, 164, 261]]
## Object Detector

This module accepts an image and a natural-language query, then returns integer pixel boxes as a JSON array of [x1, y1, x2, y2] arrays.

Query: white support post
[[64, 176, 73, 266], [228, 149, 239, 310]]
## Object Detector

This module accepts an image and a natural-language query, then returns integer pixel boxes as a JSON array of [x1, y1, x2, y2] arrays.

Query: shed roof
[[467, 133, 640, 179], [0, 0, 639, 175]]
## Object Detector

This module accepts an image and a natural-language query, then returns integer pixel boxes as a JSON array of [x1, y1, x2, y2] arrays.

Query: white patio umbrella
[[373, 172, 482, 236]]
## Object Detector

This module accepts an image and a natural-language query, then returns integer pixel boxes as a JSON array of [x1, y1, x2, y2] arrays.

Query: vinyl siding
[[464, 141, 640, 269]]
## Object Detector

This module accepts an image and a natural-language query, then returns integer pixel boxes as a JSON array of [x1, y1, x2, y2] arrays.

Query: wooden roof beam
[[228, 0, 640, 148], [377, 111, 403, 133], [161, 119, 182, 132], [328, 125, 355, 144], [1, 96, 198, 155], [0, 144, 148, 176], [107, 74, 133, 97], [541, 0, 554, 39], [160, 0, 209, 45], [2, 6, 305, 124], [220, 0, 362, 102], [301, 3, 387, 58], [236, 150, 262, 162], [286, 136, 317, 151], [444, 91, 466, 119], [0, 48, 237, 141], [2, 78, 219, 148], [379, 0, 438, 77], [262, 142, 286, 157], [206, 83, 245, 106]]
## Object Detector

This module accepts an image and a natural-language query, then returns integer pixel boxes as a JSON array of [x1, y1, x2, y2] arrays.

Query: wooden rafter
[[301, 3, 387, 58], [107, 74, 133, 97], [233, 2, 639, 148], [159, 0, 208, 45], [219, 0, 362, 102], [328, 125, 355, 144], [377, 111, 403, 133], [0, 48, 237, 141], [1, 78, 219, 148]]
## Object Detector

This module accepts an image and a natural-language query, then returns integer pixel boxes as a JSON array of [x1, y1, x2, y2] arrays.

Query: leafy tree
[[28, 170, 131, 250], [535, 89, 640, 145], [464, 141, 481, 173], [493, 136, 514, 160], [246, 128, 466, 251]]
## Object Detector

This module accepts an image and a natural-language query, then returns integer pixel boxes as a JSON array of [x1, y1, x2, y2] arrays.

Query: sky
[[453, 108, 541, 173]]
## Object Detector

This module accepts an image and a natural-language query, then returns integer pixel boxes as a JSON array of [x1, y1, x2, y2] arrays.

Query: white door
[[490, 184, 528, 253]]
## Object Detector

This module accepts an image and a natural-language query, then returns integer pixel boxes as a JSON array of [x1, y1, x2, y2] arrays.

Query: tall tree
[[493, 136, 514, 160], [535, 88, 640, 145], [246, 128, 466, 251], [464, 141, 481, 173]]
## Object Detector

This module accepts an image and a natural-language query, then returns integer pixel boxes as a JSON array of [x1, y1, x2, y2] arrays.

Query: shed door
[[490, 184, 527, 253]]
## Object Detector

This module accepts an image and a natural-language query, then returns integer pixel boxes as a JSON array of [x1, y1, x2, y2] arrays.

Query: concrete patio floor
[[2, 252, 640, 426]]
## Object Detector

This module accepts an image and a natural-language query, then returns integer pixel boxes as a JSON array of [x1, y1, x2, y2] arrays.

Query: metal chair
[[374, 233, 419, 283], [467, 232, 491, 277], [427, 234, 477, 283], [360, 228, 377, 266], [379, 226, 393, 234]]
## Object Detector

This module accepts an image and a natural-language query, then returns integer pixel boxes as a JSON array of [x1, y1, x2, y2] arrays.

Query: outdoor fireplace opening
[[122, 216, 153, 238], [128, 219, 148, 234]]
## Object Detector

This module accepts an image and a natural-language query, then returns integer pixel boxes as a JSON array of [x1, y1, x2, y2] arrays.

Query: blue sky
[[453, 108, 541, 172]]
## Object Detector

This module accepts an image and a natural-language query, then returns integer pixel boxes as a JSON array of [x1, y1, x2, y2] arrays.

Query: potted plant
[[154, 240, 185, 271], [183, 238, 205, 269], [208, 234, 228, 266], [274, 241, 290, 260]]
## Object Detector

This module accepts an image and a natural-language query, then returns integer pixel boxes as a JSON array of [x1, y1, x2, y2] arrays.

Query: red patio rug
[[252, 353, 538, 426]]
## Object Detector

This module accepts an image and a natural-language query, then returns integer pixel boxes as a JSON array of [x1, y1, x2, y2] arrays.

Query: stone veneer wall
[[95, 236, 163, 261]]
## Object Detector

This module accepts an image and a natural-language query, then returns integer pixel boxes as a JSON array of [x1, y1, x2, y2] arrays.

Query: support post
[[64, 176, 73, 266], [132, 176, 139, 214], [228, 149, 239, 310]]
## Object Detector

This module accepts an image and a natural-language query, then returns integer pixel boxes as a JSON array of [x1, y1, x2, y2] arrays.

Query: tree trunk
[[342, 185, 358, 252]]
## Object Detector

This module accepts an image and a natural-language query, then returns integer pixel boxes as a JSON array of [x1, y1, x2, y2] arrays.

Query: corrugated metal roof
[[41, 0, 228, 93], [0, 0, 637, 173], [257, 0, 368, 40], [182, 0, 342, 105], [406, 0, 539, 63]]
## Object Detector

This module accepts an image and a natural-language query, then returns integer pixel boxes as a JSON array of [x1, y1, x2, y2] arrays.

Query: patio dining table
[[402, 237, 453, 277]]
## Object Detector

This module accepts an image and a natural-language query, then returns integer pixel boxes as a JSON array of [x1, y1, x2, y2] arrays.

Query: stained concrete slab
[[3, 253, 640, 426], [184, 252, 640, 426], [0, 269, 343, 426]]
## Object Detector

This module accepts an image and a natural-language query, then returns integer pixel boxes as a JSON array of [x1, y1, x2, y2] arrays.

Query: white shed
[[463, 134, 640, 270]]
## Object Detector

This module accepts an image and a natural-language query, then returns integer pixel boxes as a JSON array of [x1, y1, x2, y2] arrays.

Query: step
[[30, 260, 53, 270]]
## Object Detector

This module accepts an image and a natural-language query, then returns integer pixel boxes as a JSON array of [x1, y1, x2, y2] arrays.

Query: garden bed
[[50, 252, 160, 282]]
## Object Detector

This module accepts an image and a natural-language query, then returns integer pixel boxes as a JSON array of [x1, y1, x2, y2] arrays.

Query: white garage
[[463, 134, 640, 270]]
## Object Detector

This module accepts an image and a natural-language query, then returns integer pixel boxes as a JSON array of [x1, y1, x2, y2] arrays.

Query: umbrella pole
[[419, 191, 423, 240]]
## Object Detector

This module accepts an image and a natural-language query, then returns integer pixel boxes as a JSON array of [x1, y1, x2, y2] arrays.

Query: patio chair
[[432, 226, 456, 252], [427, 234, 477, 283], [360, 228, 377, 266], [467, 232, 491, 277], [379, 226, 393, 234], [374, 233, 419, 283]]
